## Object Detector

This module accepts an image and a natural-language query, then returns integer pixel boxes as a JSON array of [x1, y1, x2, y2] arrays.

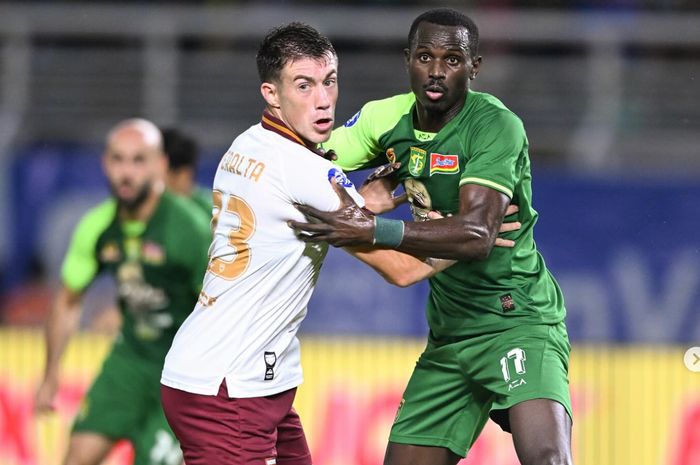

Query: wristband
[[373, 217, 405, 247]]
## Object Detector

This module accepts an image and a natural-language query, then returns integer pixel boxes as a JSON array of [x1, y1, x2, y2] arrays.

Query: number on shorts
[[209, 190, 256, 280], [500, 347, 527, 382]]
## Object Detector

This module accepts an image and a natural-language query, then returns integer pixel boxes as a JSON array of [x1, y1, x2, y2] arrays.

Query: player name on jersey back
[[219, 150, 266, 182]]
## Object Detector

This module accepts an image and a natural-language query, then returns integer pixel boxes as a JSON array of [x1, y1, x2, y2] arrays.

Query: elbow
[[453, 226, 495, 261], [470, 241, 493, 261], [383, 273, 416, 288]]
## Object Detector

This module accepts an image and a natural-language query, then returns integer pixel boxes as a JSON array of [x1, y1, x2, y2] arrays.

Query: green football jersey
[[326, 91, 566, 337], [61, 191, 211, 360], [189, 185, 213, 217]]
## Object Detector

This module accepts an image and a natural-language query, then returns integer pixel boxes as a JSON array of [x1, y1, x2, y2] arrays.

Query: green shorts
[[389, 322, 572, 458], [72, 344, 182, 465]]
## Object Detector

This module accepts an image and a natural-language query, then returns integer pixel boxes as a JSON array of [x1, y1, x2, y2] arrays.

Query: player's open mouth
[[314, 118, 333, 131], [424, 85, 446, 101]]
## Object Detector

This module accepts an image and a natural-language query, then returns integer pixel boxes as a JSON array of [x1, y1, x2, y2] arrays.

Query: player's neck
[[414, 91, 468, 133], [414, 102, 464, 133], [261, 110, 320, 154], [119, 183, 163, 222]]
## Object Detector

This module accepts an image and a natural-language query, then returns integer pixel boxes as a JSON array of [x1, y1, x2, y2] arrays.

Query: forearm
[[346, 246, 455, 287], [394, 216, 496, 261], [42, 287, 82, 381]]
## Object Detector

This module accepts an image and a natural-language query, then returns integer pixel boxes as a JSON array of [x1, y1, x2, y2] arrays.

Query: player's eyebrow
[[293, 70, 337, 82]]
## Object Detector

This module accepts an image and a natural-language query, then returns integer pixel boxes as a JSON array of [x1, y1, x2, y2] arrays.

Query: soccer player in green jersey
[[161, 127, 212, 215], [35, 118, 211, 465], [290, 8, 573, 465]]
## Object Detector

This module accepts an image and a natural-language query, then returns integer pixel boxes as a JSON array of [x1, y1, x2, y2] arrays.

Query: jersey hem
[[160, 375, 303, 398]]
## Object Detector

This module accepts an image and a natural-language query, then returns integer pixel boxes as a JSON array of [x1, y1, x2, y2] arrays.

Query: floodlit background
[[0, 1, 699, 464]]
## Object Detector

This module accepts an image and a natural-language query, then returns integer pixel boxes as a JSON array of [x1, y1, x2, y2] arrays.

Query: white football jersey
[[161, 118, 364, 398]]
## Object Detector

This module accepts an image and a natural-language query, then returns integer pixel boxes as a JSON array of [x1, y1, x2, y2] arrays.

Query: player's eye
[[298, 82, 311, 91], [446, 56, 460, 65], [418, 54, 431, 63], [323, 78, 337, 87]]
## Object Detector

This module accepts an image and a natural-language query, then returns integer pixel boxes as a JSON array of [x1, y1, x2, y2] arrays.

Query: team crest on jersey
[[99, 242, 121, 263], [429, 153, 460, 176], [344, 110, 361, 127], [327, 168, 355, 188], [141, 241, 165, 265], [385, 148, 397, 163], [408, 147, 426, 176]]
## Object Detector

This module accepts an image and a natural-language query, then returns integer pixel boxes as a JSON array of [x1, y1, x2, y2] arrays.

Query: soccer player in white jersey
[[160, 23, 514, 465]]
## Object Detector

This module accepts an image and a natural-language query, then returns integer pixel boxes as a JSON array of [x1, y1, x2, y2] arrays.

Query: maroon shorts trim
[[161, 381, 311, 465]]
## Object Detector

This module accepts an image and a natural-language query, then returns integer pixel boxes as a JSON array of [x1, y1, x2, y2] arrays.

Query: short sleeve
[[326, 93, 415, 172], [459, 111, 526, 199], [61, 200, 116, 292], [284, 154, 365, 213]]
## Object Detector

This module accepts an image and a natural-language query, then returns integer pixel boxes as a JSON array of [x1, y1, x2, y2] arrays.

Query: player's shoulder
[[469, 91, 524, 127], [344, 92, 415, 128], [73, 198, 117, 238], [364, 92, 415, 114]]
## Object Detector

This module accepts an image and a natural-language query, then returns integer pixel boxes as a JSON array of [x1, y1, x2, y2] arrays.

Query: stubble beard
[[112, 181, 152, 213]]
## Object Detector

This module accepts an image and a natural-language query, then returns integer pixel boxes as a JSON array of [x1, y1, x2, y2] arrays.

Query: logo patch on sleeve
[[344, 110, 361, 127], [327, 168, 355, 188], [429, 153, 460, 176]]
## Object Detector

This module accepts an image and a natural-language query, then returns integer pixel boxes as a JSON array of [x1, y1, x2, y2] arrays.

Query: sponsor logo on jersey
[[408, 147, 426, 176], [386, 147, 397, 163], [500, 293, 516, 312], [142, 241, 165, 265], [264, 351, 277, 381], [265, 458, 277, 465], [327, 168, 355, 188], [429, 153, 459, 176], [99, 241, 121, 263], [344, 110, 361, 127]]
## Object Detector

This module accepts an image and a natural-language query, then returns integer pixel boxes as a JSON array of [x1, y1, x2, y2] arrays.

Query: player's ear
[[469, 56, 483, 80], [260, 81, 280, 109], [403, 48, 410, 68]]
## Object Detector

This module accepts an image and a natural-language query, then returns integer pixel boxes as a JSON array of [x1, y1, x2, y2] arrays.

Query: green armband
[[373, 217, 405, 247]]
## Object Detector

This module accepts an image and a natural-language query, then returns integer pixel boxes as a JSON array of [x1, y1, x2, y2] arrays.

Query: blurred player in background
[[161, 127, 212, 215], [290, 8, 573, 465], [35, 118, 211, 465], [159, 22, 521, 465]]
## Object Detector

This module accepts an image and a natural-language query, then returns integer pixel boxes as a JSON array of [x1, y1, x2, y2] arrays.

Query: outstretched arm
[[343, 208, 456, 287], [290, 181, 514, 261]]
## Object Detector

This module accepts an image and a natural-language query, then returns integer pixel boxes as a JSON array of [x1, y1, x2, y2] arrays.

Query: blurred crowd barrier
[[1, 327, 698, 465]]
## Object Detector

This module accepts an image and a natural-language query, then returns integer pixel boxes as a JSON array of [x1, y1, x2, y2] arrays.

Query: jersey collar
[[261, 111, 321, 154]]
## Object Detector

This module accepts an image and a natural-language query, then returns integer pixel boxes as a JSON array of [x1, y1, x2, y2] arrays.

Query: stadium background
[[0, 1, 699, 464]]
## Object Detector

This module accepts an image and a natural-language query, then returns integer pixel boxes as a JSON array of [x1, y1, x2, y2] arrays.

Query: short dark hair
[[408, 8, 479, 59], [161, 127, 199, 170], [256, 22, 336, 83]]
